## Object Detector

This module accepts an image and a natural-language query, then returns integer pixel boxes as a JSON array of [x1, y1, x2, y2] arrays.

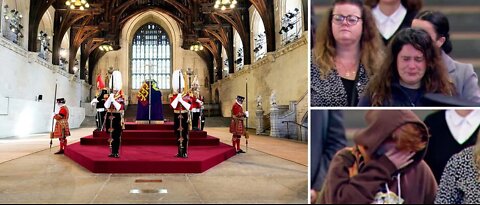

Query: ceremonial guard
[[230, 96, 248, 154], [104, 70, 125, 158], [190, 91, 204, 131], [170, 70, 192, 158], [200, 95, 206, 131], [51, 98, 70, 154], [91, 74, 108, 131]]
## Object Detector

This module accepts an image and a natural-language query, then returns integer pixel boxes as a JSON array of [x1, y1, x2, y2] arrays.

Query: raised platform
[[65, 143, 236, 173], [65, 122, 236, 173]]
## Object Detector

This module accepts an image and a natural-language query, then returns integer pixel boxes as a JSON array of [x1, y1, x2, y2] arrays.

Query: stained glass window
[[131, 23, 171, 89]]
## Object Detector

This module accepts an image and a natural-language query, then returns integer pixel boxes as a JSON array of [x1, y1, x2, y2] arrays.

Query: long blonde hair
[[313, 0, 385, 79]]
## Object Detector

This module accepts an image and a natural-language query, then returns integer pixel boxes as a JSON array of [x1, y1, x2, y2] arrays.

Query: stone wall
[[0, 37, 88, 138], [211, 34, 308, 129]]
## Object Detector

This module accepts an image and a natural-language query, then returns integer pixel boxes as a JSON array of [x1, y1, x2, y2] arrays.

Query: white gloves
[[90, 98, 99, 106], [196, 99, 204, 105], [179, 96, 191, 110], [245, 111, 249, 118], [104, 94, 113, 109], [170, 94, 180, 108], [112, 99, 121, 111], [104, 94, 121, 111], [171, 95, 191, 110]]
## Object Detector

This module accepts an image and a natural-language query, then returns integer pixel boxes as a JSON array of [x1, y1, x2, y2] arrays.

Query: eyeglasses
[[331, 14, 362, 26]]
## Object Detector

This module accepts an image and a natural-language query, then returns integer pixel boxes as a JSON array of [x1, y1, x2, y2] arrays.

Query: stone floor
[[0, 120, 307, 203]]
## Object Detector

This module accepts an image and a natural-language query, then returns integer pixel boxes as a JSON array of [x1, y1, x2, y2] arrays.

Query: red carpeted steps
[[124, 123, 174, 130], [79, 134, 220, 146], [65, 144, 236, 173], [80, 122, 219, 145], [65, 122, 236, 173]]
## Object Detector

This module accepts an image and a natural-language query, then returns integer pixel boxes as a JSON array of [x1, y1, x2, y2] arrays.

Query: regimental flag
[[136, 80, 164, 121], [96, 74, 106, 96], [96, 74, 105, 89]]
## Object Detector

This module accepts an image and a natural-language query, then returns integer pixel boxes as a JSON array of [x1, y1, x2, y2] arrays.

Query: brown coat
[[319, 110, 437, 204]]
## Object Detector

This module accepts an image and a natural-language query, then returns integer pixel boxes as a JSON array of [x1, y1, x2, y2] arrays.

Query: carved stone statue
[[256, 95, 262, 108], [270, 90, 277, 106]]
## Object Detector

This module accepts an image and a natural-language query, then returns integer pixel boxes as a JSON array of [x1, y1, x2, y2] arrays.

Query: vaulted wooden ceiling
[[27, 0, 282, 85]]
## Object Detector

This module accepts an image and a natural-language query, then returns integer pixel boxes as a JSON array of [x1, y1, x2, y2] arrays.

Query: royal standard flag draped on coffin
[[136, 80, 164, 121]]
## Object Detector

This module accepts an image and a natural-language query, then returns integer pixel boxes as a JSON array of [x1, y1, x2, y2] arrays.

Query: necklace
[[335, 60, 358, 78]]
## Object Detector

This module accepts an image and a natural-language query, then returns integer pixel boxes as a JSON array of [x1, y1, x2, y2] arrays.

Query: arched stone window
[[131, 23, 171, 90], [279, 0, 303, 45], [251, 9, 266, 62], [221, 47, 228, 77], [233, 29, 244, 71]]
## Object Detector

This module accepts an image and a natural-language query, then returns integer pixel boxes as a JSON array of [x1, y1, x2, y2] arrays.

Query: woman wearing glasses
[[311, 0, 384, 107], [365, 0, 423, 45]]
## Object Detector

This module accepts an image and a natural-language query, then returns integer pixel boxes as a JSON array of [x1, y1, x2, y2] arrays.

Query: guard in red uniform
[[91, 74, 108, 131], [200, 95, 206, 131], [170, 92, 192, 158], [104, 70, 125, 158], [230, 96, 248, 154], [190, 91, 203, 131], [51, 98, 70, 154], [104, 90, 125, 158]]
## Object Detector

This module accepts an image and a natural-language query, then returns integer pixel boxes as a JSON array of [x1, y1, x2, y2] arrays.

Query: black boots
[[108, 153, 120, 158], [175, 152, 188, 158], [54, 150, 64, 154]]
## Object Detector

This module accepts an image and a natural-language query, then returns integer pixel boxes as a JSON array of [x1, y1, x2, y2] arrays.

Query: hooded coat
[[319, 110, 437, 204]]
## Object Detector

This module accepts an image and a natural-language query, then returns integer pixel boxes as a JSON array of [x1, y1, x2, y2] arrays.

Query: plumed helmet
[[172, 69, 185, 93], [109, 70, 123, 91]]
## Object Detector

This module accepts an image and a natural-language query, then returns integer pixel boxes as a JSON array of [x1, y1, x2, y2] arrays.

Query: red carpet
[[65, 122, 237, 173]]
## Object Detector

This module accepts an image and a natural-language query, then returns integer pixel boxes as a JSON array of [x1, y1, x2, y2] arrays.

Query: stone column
[[270, 104, 280, 137], [256, 107, 264, 134]]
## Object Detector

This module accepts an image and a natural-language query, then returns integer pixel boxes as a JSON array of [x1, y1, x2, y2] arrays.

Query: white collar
[[372, 4, 407, 39], [372, 4, 407, 25], [236, 101, 243, 107], [447, 110, 480, 126], [445, 110, 480, 144]]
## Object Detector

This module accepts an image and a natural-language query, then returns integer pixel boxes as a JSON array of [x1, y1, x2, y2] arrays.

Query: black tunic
[[423, 110, 479, 183]]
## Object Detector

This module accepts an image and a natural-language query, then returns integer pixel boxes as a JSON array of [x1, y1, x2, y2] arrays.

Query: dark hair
[[415, 10, 452, 54], [364, 28, 455, 105], [364, 0, 423, 11]]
